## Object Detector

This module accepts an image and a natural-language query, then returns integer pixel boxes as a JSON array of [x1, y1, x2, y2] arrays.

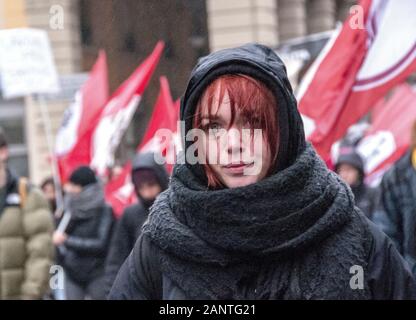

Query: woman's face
[[337, 163, 360, 187], [198, 88, 272, 188]]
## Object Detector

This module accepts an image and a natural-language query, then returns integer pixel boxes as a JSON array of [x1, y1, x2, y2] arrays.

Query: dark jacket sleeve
[[108, 234, 162, 300], [373, 169, 403, 253], [65, 206, 114, 254], [366, 219, 416, 299], [104, 210, 134, 296]]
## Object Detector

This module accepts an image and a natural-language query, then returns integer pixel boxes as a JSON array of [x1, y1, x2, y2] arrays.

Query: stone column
[[0, 0, 27, 28], [278, 0, 307, 41], [24, 0, 82, 74], [307, 0, 336, 34], [207, 0, 279, 52]]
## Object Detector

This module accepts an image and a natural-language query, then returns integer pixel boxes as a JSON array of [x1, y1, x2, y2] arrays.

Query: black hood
[[132, 152, 169, 192], [180, 43, 306, 183]]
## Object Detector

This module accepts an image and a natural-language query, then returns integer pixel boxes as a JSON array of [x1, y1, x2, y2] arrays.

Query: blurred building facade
[[0, 0, 355, 184], [207, 0, 355, 51], [0, 0, 83, 182]]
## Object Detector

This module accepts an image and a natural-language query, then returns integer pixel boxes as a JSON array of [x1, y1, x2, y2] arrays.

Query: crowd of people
[[0, 126, 169, 300], [1, 44, 416, 299]]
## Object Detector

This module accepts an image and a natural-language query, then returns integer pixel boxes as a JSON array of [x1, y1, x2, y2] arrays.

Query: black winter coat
[[109, 217, 416, 299], [62, 204, 114, 284], [103, 203, 149, 295], [353, 184, 379, 220], [374, 151, 416, 275]]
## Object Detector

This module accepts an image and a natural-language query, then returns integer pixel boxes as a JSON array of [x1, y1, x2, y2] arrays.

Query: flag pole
[[35, 93, 64, 218]]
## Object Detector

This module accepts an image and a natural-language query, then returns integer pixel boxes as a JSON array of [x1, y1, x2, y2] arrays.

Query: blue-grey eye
[[208, 123, 226, 138]]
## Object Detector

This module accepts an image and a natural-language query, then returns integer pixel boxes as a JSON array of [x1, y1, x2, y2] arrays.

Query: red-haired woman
[[109, 44, 416, 300]]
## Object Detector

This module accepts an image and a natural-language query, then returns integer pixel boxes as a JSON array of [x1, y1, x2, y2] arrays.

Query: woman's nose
[[226, 128, 243, 155]]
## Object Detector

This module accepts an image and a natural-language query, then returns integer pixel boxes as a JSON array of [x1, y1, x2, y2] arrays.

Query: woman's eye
[[204, 122, 224, 136], [209, 123, 221, 130]]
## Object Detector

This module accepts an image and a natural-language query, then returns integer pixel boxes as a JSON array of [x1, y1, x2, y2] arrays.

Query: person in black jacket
[[334, 147, 378, 220], [373, 122, 416, 277], [40, 177, 58, 215], [109, 43, 416, 300], [104, 152, 168, 296], [53, 166, 114, 300]]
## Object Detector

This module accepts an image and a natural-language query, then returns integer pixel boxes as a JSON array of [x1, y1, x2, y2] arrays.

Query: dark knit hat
[[335, 147, 364, 174], [69, 166, 97, 187], [132, 168, 160, 189]]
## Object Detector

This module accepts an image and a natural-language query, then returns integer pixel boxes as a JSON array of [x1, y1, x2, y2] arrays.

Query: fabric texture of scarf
[[65, 182, 105, 220], [143, 144, 372, 299]]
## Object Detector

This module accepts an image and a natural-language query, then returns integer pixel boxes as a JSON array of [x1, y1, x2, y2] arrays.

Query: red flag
[[104, 162, 136, 218], [139, 76, 179, 173], [104, 76, 180, 218], [91, 41, 164, 177], [298, 0, 416, 160], [357, 83, 416, 185], [55, 50, 109, 182]]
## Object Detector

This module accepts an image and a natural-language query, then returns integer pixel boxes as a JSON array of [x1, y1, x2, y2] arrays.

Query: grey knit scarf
[[143, 144, 372, 299], [65, 182, 105, 219]]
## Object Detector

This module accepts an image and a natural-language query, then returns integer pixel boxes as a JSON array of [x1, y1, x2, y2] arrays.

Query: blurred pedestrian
[[335, 147, 378, 219], [54, 166, 114, 299], [40, 176, 67, 300], [0, 127, 54, 299], [375, 120, 416, 276], [109, 44, 416, 300], [40, 177, 58, 215], [104, 152, 168, 296]]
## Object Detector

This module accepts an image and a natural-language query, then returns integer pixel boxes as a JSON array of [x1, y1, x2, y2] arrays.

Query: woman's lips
[[222, 162, 254, 175]]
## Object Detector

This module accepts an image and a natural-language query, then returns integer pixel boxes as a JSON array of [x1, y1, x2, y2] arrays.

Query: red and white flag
[[91, 41, 164, 177], [55, 50, 109, 182], [139, 76, 180, 173], [105, 76, 179, 217], [298, 0, 416, 161], [356, 83, 416, 185], [104, 162, 136, 218]]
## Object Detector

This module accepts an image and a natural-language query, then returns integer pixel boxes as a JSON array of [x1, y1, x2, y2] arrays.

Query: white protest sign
[[0, 28, 60, 99]]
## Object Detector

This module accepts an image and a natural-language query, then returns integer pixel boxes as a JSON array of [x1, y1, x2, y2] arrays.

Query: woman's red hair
[[193, 74, 279, 188]]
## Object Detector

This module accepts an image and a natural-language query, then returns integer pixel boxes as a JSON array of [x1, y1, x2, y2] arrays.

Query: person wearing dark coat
[[109, 43, 416, 300], [53, 166, 114, 300], [104, 152, 169, 296], [373, 125, 416, 277], [335, 147, 378, 220]]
